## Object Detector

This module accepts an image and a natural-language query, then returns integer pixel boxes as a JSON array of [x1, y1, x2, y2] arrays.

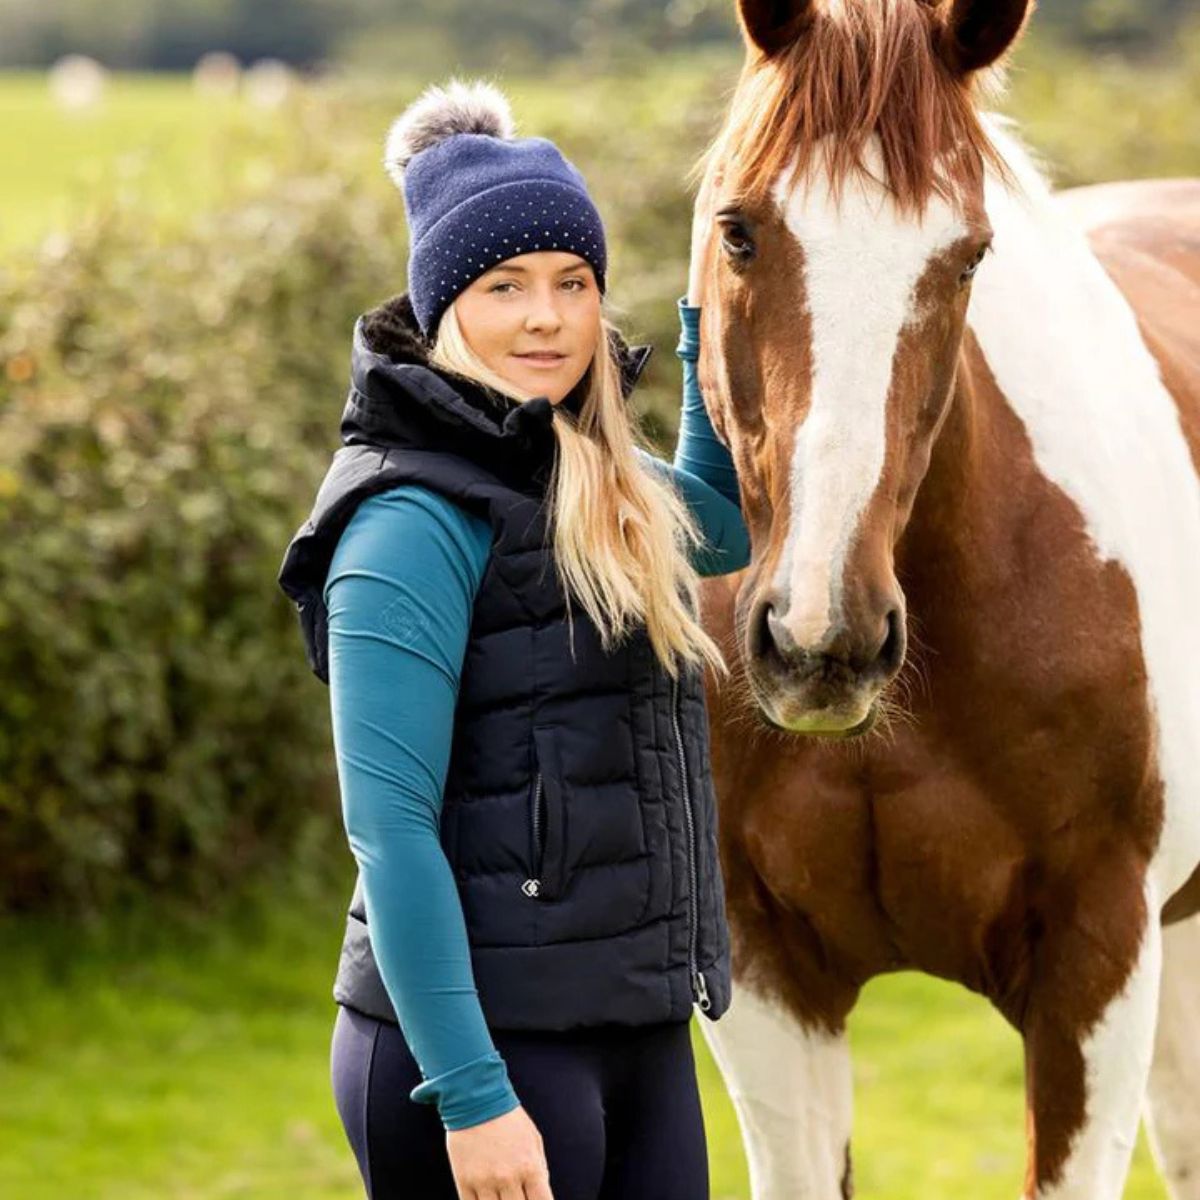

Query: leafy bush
[[1006, 21, 1200, 186], [0, 165, 400, 914]]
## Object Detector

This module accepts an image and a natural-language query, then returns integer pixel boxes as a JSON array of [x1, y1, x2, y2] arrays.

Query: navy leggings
[[330, 1005, 709, 1199]]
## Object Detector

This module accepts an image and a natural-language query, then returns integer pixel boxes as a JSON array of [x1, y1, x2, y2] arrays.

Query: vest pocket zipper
[[521, 771, 546, 898], [672, 672, 712, 1013], [522, 727, 567, 901]]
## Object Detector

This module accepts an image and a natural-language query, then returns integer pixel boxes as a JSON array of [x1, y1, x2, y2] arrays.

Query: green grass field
[[0, 864, 1167, 1199], [0, 70, 316, 256]]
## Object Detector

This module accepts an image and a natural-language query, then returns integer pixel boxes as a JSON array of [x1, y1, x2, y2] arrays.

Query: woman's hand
[[446, 1103, 554, 1199]]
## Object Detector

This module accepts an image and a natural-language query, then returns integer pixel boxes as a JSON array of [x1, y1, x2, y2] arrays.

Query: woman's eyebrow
[[482, 258, 590, 275]]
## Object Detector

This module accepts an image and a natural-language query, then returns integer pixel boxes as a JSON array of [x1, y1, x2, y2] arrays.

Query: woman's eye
[[489, 279, 587, 294]]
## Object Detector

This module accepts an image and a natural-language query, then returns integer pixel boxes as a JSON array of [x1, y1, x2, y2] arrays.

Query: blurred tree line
[[0, 0, 733, 71], [0, 0, 1194, 70]]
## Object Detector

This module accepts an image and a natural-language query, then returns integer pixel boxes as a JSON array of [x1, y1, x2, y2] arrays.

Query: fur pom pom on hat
[[383, 77, 608, 337], [383, 78, 516, 186]]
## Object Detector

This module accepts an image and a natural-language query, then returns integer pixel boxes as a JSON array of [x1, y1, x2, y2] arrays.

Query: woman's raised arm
[[634, 296, 751, 577]]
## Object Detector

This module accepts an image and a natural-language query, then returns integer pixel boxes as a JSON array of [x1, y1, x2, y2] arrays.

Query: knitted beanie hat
[[384, 79, 609, 338]]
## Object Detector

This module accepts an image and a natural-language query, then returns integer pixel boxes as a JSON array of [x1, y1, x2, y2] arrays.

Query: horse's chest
[[732, 725, 1160, 986]]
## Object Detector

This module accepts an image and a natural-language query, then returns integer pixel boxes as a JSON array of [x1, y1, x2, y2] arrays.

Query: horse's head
[[690, 0, 1030, 737]]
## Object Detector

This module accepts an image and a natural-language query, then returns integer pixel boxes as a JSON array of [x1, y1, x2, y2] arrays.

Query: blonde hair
[[429, 299, 729, 682]]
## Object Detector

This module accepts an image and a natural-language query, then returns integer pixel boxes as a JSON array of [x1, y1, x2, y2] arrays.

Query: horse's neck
[[904, 109, 1192, 667], [900, 114, 1128, 625]]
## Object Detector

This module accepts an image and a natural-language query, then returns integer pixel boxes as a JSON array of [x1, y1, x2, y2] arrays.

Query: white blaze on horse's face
[[761, 138, 969, 726]]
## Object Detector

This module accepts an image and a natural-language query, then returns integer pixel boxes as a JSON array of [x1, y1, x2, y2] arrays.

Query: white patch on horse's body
[[968, 114, 1200, 903], [1032, 879, 1163, 1200], [1144, 913, 1200, 1197], [698, 982, 853, 1200], [769, 140, 968, 648]]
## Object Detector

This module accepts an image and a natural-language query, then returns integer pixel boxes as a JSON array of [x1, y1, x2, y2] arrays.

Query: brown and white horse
[[685, 1, 1200, 1196]]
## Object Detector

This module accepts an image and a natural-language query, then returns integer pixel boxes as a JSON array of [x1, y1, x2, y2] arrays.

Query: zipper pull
[[693, 969, 712, 1013], [521, 878, 541, 898]]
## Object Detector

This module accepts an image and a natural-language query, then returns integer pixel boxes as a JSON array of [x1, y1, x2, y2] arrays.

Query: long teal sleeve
[[324, 486, 521, 1132], [674, 295, 742, 509], [323, 299, 745, 1133], [634, 296, 750, 577]]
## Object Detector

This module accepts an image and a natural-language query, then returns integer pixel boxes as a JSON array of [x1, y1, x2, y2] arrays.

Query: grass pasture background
[[0, 862, 1168, 1199], [2, 29, 1196, 1199]]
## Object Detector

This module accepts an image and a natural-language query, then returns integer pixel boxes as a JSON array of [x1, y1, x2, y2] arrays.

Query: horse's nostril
[[749, 596, 795, 665], [748, 594, 902, 679], [749, 598, 774, 659], [765, 603, 794, 657], [876, 607, 905, 673]]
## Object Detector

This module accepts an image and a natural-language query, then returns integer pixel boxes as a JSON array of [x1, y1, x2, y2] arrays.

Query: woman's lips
[[514, 353, 567, 368]]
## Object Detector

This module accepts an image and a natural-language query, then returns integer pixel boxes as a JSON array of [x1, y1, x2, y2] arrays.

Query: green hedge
[[0, 174, 403, 914]]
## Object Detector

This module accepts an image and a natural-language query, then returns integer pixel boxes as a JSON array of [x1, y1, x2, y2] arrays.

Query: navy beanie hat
[[383, 78, 609, 338]]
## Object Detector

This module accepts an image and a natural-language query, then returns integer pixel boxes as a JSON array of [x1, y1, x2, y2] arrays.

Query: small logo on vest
[[521, 878, 541, 898]]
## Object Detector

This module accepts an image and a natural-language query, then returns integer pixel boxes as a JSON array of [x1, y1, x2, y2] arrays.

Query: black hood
[[340, 291, 654, 492]]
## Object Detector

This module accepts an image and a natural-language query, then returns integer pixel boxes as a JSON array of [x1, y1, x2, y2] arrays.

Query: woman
[[278, 77, 750, 1200]]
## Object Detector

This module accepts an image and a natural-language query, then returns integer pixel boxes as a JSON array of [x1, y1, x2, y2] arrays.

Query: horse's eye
[[960, 241, 991, 284], [720, 222, 755, 259]]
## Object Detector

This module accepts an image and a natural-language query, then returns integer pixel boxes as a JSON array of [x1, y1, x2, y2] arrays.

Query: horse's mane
[[696, 0, 1019, 215]]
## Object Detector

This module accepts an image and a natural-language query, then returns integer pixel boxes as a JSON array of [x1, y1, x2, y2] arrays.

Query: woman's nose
[[525, 296, 563, 328]]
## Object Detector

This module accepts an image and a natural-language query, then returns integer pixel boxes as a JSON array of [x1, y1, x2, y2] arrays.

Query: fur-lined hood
[[340, 292, 654, 479]]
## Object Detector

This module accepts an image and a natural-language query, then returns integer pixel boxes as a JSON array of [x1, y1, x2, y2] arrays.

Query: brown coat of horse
[[687, 2, 1200, 1197]]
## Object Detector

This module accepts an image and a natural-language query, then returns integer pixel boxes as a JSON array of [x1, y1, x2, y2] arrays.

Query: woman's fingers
[[524, 1176, 555, 1200], [446, 1106, 552, 1200]]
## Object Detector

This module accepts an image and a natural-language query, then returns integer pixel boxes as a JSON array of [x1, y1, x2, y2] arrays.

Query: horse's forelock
[[708, 0, 1016, 217]]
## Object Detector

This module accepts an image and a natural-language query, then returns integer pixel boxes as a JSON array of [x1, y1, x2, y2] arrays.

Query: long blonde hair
[[429, 300, 729, 682]]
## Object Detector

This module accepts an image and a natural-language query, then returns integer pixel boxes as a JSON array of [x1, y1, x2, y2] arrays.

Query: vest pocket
[[297, 590, 330, 684], [523, 726, 567, 901]]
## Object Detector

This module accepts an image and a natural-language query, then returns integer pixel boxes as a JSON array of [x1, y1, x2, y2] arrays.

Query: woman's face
[[451, 250, 601, 404]]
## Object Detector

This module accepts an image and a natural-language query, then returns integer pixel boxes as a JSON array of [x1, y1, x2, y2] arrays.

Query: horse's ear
[[935, 0, 1035, 75], [736, 0, 816, 58]]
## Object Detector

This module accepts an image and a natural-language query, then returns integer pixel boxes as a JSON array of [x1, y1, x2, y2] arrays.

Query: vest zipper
[[521, 771, 545, 898], [671, 672, 712, 1013]]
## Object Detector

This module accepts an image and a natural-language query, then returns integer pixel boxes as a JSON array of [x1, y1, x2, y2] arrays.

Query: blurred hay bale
[[48, 55, 108, 112], [193, 51, 242, 99]]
